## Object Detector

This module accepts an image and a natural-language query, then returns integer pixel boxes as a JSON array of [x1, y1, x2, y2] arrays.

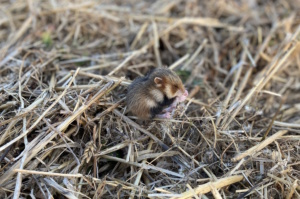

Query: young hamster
[[126, 68, 188, 119]]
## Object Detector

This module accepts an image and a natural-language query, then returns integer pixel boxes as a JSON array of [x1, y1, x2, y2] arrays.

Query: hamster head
[[151, 68, 188, 100]]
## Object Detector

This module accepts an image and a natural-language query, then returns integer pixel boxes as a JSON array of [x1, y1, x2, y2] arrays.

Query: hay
[[0, 0, 300, 198]]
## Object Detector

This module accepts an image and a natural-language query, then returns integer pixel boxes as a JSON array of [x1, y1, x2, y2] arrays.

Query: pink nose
[[183, 89, 188, 96]]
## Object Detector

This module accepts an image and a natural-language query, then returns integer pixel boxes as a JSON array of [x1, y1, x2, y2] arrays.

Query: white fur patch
[[165, 84, 174, 98], [145, 98, 157, 108], [150, 89, 164, 102]]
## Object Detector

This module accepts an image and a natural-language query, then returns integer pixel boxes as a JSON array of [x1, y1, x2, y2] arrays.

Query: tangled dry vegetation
[[0, 0, 300, 198]]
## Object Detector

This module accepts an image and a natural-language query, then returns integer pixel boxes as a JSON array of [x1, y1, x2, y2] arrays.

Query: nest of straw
[[0, 0, 300, 198]]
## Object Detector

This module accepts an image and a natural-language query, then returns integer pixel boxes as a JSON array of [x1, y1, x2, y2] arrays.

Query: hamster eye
[[173, 85, 179, 89]]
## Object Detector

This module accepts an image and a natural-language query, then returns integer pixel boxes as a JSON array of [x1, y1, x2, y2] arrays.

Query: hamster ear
[[154, 77, 163, 86]]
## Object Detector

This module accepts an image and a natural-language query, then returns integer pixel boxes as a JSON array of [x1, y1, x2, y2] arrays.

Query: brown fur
[[150, 68, 185, 98], [126, 68, 185, 119]]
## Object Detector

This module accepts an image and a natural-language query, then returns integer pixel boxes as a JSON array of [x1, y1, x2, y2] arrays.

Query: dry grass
[[0, 0, 300, 198]]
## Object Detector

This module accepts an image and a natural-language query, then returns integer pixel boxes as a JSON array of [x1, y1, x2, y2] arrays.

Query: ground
[[0, 0, 300, 198]]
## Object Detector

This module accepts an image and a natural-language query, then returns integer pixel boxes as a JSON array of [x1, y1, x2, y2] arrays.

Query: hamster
[[126, 68, 188, 119]]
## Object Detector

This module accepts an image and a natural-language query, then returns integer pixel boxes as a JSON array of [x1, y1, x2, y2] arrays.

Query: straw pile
[[0, 0, 300, 198]]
